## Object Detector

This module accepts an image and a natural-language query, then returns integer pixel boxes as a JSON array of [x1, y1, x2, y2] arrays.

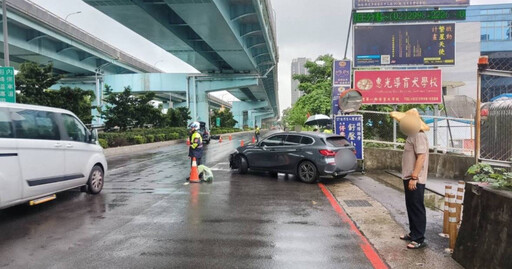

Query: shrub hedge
[[99, 127, 243, 149]]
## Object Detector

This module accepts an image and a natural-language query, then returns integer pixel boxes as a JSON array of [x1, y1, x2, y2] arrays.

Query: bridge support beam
[[190, 76, 259, 128], [231, 101, 268, 129]]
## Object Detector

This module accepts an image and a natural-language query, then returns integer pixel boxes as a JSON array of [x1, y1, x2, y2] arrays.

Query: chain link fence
[[480, 56, 512, 166], [359, 110, 475, 156]]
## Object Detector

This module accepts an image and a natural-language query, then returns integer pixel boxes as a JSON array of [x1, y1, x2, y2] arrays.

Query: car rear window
[[326, 137, 351, 147]]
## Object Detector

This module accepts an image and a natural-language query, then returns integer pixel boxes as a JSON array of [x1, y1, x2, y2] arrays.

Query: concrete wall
[[453, 183, 512, 269], [364, 147, 474, 179]]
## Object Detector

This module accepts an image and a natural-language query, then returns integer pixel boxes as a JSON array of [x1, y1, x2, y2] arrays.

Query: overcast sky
[[31, 0, 512, 112]]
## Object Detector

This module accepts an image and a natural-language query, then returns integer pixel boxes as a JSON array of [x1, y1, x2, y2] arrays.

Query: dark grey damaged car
[[229, 132, 358, 183]]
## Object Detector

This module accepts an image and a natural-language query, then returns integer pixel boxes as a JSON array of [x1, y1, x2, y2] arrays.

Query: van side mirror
[[89, 129, 99, 144]]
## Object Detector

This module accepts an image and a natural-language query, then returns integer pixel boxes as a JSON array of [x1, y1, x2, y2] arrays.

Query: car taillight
[[319, 150, 336, 157]]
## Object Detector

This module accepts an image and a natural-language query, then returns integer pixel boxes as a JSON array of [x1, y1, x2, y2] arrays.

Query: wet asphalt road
[[0, 133, 375, 269]]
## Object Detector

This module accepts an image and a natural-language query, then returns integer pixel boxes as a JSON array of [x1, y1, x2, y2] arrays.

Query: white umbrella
[[305, 114, 331, 126]]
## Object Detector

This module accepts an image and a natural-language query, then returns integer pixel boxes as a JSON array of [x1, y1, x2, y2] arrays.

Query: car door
[[10, 108, 66, 198], [0, 107, 22, 206], [61, 113, 93, 189], [247, 134, 286, 169], [277, 135, 305, 172]]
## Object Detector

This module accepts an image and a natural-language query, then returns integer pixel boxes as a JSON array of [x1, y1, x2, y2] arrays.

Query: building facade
[[466, 4, 512, 102], [290, 58, 309, 105]]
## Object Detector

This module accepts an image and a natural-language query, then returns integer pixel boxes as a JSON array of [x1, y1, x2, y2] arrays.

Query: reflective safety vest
[[255, 127, 260, 135], [323, 129, 333, 134], [189, 131, 203, 158]]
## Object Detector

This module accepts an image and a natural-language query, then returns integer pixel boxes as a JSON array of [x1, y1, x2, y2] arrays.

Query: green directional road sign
[[216, 117, 221, 127], [0, 67, 15, 103]]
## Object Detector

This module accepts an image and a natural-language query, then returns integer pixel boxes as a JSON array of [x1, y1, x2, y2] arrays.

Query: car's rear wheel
[[87, 165, 104, 194], [297, 161, 318, 183], [237, 155, 248, 174]]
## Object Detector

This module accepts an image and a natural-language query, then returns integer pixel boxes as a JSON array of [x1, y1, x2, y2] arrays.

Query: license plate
[[326, 158, 335, 164]]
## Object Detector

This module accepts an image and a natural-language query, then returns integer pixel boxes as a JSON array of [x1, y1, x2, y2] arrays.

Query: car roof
[[0, 102, 73, 114], [268, 131, 343, 139]]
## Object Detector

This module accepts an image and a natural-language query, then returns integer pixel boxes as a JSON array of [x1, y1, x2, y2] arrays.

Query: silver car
[[229, 132, 358, 183]]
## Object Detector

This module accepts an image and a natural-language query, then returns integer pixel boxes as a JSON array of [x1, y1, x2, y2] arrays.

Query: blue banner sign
[[354, 23, 455, 67], [335, 115, 364, 160], [354, 0, 469, 9], [332, 86, 349, 116], [333, 60, 351, 86]]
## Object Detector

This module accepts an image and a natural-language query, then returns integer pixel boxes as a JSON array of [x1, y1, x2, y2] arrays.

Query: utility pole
[[2, 0, 10, 67]]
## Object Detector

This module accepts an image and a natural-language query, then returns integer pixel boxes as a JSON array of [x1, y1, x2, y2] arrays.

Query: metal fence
[[479, 57, 512, 166], [358, 110, 475, 156]]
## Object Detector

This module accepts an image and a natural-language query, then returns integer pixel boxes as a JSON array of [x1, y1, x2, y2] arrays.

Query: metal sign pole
[[2, 0, 9, 67]]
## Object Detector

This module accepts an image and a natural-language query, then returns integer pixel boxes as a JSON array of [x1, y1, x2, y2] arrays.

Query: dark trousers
[[255, 134, 260, 142], [403, 180, 426, 243]]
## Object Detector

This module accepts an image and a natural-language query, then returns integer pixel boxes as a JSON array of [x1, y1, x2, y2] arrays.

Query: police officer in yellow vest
[[188, 121, 203, 166], [255, 125, 261, 142]]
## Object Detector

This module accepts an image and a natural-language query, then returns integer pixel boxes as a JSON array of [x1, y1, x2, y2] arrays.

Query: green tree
[[282, 54, 334, 128], [101, 85, 163, 130], [166, 107, 191, 127], [47, 87, 95, 123], [15, 62, 95, 123], [15, 62, 62, 105], [210, 108, 237, 128]]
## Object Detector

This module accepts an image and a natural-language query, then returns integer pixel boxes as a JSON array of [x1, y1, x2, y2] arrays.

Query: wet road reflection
[[0, 132, 373, 268]]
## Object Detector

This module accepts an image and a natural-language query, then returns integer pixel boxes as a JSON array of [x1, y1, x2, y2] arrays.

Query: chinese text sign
[[354, 69, 442, 104], [354, 0, 469, 9], [335, 115, 364, 160], [333, 60, 351, 86], [0, 67, 15, 103], [354, 24, 455, 67]]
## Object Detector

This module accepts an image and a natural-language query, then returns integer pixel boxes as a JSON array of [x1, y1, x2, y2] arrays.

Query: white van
[[0, 103, 107, 209]]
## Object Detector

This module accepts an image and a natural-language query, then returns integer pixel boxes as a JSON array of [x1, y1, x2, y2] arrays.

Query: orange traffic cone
[[219, 136, 223, 143], [186, 137, 191, 146], [240, 140, 244, 147], [229, 134, 232, 141], [252, 136, 256, 143], [189, 157, 200, 183]]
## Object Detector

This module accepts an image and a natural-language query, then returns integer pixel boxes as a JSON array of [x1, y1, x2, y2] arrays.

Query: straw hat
[[390, 108, 430, 133]]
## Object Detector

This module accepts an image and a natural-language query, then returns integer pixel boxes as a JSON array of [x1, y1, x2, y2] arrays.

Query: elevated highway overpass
[[84, 0, 279, 128]]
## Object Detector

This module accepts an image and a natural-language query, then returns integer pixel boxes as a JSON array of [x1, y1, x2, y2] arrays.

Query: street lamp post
[[3, 0, 10, 67], [65, 11, 82, 21]]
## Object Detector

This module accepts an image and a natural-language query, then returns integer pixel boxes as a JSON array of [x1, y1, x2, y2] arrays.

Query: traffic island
[[453, 183, 512, 269]]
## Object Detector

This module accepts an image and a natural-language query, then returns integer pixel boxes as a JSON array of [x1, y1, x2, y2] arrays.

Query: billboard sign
[[353, 10, 466, 24], [333, 60, 351, 86], [332, 86, 349, 116], [354, 24, 455, 67], [354, 69, 442, 104], [0, 67, 15, 103], [335, 115, 364, 160], [354, 0, 470, 9]]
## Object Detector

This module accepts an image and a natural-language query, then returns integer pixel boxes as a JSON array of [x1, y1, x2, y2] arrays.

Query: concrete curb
[[104, 130, 254, 158]]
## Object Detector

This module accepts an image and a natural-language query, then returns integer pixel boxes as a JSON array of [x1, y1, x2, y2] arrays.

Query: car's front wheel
[[297, 161, 318, 184], [86, 165, 104, 194], [237, 155, 248, 174]]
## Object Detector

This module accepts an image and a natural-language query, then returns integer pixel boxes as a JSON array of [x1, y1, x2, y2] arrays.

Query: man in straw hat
[[390, 108, 430, 250]]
